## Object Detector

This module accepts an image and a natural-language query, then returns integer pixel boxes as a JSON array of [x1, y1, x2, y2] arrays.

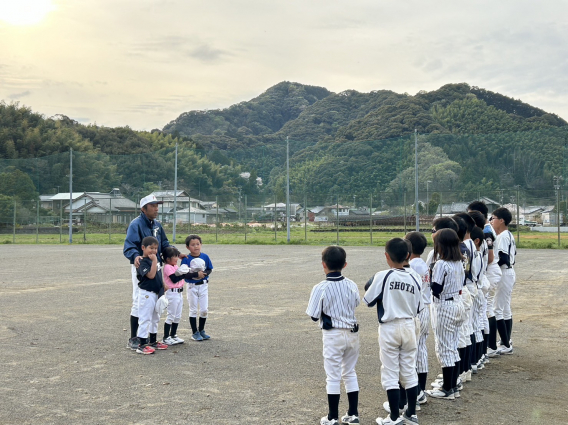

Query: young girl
[[162, 246, 205, 345], [426, 228, 465, 400], [182, 235, 214, 341]]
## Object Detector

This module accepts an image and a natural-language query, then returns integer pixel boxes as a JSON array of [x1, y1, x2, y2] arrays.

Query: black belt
[[169, 288, 183, 293], [193, 280, 208, 286]]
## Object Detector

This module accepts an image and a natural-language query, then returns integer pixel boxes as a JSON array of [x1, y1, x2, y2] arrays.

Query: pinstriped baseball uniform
[[430, 259, 465, 368], [409, 258, 431, 374], [470, 247, 485, 342], [307, 272, 360, 394], [484, 223, 501, 318]]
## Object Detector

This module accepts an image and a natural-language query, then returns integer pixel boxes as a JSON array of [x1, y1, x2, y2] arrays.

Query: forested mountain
[[163, 82, 567, 197], [1, 81, 567, 206]]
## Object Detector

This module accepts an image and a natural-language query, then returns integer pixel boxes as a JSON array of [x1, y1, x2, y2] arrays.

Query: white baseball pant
[[471, 288, 485, 342], [136, 289, 159, 339], [485, 263, 502, 318], [165, 289, 183, 324], [458, 286, 473, 349], [416, 307, 430, 374], [379, 318, 418, 391], [322, 328, 360, 394], [494, 269, 515, 321], [187, 282, 208, 318], [130, 265, 140, 317], [431, 300, 462, 368]]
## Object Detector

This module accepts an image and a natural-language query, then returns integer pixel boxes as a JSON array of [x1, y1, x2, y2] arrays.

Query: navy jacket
[[123, 213, 170, 265]]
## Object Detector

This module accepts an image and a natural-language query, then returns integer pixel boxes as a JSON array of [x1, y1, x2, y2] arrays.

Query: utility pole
[[286, 136, 290, 243], [415, 129, 419, 231], [173, 143, 178, 242]]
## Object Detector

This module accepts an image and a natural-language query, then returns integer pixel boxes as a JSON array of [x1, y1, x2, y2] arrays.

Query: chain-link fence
[[1, 128, 567, 246], [1, 188, 566, 247]]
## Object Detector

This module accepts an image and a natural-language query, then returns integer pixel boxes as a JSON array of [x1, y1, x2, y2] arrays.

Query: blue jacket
[[123, 213, 170, 264]]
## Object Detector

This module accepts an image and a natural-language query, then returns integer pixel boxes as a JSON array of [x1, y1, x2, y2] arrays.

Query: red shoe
[[152, 341, 168, 350], [136, 345, 155, 355]]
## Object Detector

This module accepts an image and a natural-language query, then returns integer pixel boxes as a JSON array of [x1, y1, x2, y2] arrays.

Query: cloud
[[8, 90, 31, 99], [188, 44, 230, 63]]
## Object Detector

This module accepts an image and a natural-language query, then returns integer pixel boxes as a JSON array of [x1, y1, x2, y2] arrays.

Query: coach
[[123, 194, 177, 350]]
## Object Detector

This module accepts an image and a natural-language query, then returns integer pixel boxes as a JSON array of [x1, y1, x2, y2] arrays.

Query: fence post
[[215, 196, 219, 243], [13, 200, 16, 244], [370, 194, 373, 245], [60, 200, 63, 243], [189, 197, 192, 235], [403, 191, 407, 234], [336, 194, 339, 245], [36, 199, 39, 244], [84, 205, 87, 242], [274, 194, 277, 242], [439, 192, 443, 218], [304, 194, 307, 242], [516, 186, 520, 245], [108, 197, 112, 244], [244, 194, 247, 243]]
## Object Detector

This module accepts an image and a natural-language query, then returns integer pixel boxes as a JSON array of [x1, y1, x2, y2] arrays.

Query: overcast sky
[[1, 0, 567, 131]]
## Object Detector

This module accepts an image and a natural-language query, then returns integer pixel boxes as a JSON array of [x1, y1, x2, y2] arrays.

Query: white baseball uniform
[[364, 268, 422, 391], [494, 230, 516, 321], [409, 258, 431, 374], [429, 259, 465, 368], [307, 272, 360, 394]]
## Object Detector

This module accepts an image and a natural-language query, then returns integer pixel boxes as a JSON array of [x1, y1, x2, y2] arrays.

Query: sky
[[1, 0, 567, 131]]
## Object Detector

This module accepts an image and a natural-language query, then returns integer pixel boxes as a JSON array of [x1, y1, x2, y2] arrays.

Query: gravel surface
[[0, 244, 566, 424]]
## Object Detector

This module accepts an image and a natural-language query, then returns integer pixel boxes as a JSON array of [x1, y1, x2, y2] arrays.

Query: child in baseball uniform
[[425, 229, 465, 400], [468, 201, 501, 357], [364, 238, 422, 425], [469, 225, 487, 372], [491, 207, 516, 355], [181, 235, 214, 341], [135, 236, 168, 354], [161, 246, 206, 345], [306, 246, 360, 425], [405, 231, 430, 405]]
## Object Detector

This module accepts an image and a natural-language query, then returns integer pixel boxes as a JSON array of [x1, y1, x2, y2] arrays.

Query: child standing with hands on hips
[[182, 235, 214, 341]]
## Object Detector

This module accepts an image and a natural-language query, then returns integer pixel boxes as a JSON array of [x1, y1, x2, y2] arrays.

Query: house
[[58, 189, 138, 224], [435, 202, 469, 215], [149, 191, 207, 222], [309, 204, 350, 222], [541, 207, 563, 226], [263, 202, 302, 220], [175, 207, 216, 225]]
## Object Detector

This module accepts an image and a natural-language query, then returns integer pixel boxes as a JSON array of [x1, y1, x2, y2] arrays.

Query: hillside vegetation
[[0, 82, 566, 205]]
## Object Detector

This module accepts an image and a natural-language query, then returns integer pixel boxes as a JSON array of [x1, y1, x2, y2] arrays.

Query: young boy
[[364, 238, 422, 425], [490, 207, 517, 355], [306, 246, 360, 425], [136, 236, 168, 354], [181, 235, 214, 341], [405, 232, 430, 406], [468, 201, 501, 357]]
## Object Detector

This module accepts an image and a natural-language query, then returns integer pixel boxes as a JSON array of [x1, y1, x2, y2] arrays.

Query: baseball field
[[0, 245, 566, 424]]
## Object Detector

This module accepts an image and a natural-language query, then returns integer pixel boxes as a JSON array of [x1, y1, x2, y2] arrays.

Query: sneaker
[[321, 416, 339, 425], [471, 364, 478, 374], [151, 341, 168, 350], [498, 345, 513, 355], [136, 344, 155, 355], [402, 411, 419, 424], [171, 335, 184, 344], [127, 337, 140, 350], [417, 391, 427, 405], [426, 388, 455, 400], [191, 331, 203, 341], [383, 401, 405, 415], [199, 330, 211, 340], [341, 413, 360, 424], [456, 380, 463, 391], [453, 388, 460, 398], [436, 373, 443, 379], [477, 361, 485, 370], [163, 336, 176, 346], [483, 355, 490, 363], [376, 415, 404, 425], [430, 380, 442, 389], [465, 370, 472, 382], [486, 347, 500, 358]]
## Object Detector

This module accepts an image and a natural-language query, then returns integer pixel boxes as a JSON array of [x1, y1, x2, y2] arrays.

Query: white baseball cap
[[140, 194, 163, 209]]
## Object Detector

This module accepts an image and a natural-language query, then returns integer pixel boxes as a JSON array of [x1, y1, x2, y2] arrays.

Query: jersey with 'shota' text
[[363, 268, 422, 323], [306, 272, 360, 330]]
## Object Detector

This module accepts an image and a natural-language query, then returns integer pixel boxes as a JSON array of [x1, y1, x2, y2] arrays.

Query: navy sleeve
[[431, 282, 443, 297], [498, 251, 511, 268], [364, 276, 374, 291], [123, 220, 142, 263]]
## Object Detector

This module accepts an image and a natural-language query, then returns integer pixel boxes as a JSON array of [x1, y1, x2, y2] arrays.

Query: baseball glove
[[155, 294, 169, 315]]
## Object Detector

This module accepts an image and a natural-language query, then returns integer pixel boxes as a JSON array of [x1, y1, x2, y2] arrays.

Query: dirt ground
[[0, 244, 566, 425]]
